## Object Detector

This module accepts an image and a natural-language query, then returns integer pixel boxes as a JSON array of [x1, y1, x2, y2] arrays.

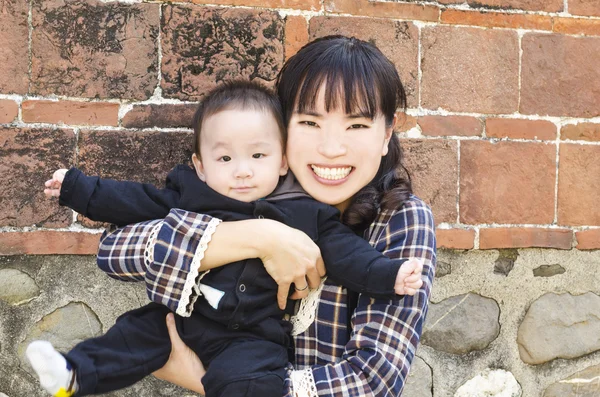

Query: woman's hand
[[152, 313, 206, 394], [256, 219, 325, 309]]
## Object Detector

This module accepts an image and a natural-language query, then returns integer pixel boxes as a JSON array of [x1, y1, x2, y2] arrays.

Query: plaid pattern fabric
[[98, 195, 436, 397]]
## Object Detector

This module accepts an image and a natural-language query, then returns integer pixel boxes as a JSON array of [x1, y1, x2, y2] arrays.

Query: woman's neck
[[335, 197, 352, 214]]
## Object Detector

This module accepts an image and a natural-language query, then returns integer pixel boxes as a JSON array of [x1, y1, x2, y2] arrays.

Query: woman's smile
[[309, 165, 354, 181]]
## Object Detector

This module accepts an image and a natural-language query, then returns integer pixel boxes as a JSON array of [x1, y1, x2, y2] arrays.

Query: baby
[[27, 81, 423, 397]]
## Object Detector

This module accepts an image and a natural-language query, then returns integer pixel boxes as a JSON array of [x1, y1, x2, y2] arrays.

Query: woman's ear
[[279, 155, 289, 176], [382, 115, 397, 156], [191, 153, 206, 182]]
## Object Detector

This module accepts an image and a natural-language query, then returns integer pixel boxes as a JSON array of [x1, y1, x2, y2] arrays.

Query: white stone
[[454, 369, 521, 397]]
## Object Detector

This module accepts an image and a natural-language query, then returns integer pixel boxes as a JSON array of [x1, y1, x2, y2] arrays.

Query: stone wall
[[1, 0, 600, 396]]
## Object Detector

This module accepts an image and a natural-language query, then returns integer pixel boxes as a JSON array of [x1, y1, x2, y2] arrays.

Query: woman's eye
[[220, 156, 231, 162], [252, 153, 264, 159], [349, 124, 369, 129], [300, 121, 318, 127]]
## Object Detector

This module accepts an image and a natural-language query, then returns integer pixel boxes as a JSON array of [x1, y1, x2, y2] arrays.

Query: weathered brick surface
[[0, 232, 100, 255], [553, 17, 600, 36], [561, 123, 600, 142], [558, 144, 600, 226], [436, 0, 562, 11], [436, 229, 475, 250], [31, 0, 159, 100], [309, 17, 419, 107], [460, 141, 555, 224], [0, 100, 19, 124], [0, 0, 29, 94], [22, 101, 119, 126], [480, 228, 573, 249], [569, 0, 600, 16], [122, 104, 198, 129], [521, 34, 600, 118], [161, 5, 284, 101], [324, 0, 439, 21], [441, 10, 553, 30], [78, 130, 193, 186], [421, 26, 519, 114], [187, 0, 320, 10], [418, 115, 483, 137], [576, 229, 600, 250], [397, 113, 417, 133], [401, 139, 458, 224], [0, 127, 75, 227], [486, 118, 557, 140], [285, 15, 309, 60]]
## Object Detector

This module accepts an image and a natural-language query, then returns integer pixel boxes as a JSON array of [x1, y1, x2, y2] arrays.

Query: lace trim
[[290, 277, 326, 336], [144, 222, 162, 270], [176, 217, 222, 317], [290, 368, 318, 397]]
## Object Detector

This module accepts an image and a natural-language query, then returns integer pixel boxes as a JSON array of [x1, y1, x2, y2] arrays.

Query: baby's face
[[193, 109, 288, 202]]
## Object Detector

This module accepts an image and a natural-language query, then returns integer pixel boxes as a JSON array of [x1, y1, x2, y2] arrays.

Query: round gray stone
[[543, 364, 600, 397], [454, 369, 521, 397], [18, 302, 102, 369], [422, 293, 500, 354], [0, 269, 40, 305], [517, 292, 600, 364], [403, 356, 433, 397]]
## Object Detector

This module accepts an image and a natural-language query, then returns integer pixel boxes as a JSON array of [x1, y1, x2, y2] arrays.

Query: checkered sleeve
[[97, 210, 221, 316], [288, 197, 436, 397]]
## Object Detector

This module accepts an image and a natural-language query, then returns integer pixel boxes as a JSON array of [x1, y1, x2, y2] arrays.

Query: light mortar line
[[154, 1, 324, 17], [0, 121, 193, 132], [564, 0, 569, 14], [27, 0, 33, 95], [416, 22, 423, 109], [456, 139, 460, 224], [554, 134, 561, 225], [474, 226, 480, 249], [0, 225, 105, 233], [517, 30, 524, 112]]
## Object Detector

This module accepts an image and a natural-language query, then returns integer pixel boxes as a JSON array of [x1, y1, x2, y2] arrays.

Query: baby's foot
[[26, 341, 78, 397]]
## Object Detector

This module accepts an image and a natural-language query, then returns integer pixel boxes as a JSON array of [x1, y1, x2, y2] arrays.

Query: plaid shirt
[[97, 195, 436, 396]]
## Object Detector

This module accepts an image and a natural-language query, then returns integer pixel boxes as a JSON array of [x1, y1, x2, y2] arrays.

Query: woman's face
[[286, 86, 394, 212]]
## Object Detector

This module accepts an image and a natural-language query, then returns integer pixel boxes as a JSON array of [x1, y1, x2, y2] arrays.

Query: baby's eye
[[300, 121, 318, 127], [220, 156, 232, 162], [349, 124, 369, 129], [252, 153, 265, 159]]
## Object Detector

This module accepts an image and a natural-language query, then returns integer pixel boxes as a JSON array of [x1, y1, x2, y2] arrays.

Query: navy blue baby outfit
[[59, 165, 406, 397]]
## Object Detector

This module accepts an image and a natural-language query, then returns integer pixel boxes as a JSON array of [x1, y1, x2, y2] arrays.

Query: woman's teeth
[[311, 165, 352, 180]]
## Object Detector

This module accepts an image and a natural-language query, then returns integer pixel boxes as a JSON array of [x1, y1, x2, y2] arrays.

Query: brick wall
[[1, 1, 600, 396]]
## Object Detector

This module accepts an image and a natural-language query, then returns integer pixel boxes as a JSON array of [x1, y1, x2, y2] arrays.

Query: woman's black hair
[[276, 35, 413, 232], [192, 80, 285, 157]]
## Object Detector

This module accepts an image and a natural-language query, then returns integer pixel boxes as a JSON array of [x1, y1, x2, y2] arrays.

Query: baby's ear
[[279, 155, 289, 176], [191, 153, 206, 182]]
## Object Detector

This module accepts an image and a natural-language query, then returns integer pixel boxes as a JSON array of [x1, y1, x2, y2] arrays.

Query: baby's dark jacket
[[59, 165, 405, 329]]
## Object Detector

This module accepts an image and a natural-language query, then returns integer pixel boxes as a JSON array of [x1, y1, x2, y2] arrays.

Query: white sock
[[26, 341, 78, 397]]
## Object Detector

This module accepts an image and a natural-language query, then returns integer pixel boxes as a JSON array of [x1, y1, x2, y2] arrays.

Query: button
[[239, 284, 246, 292], [232, 324, 239, 330], [258, 215, 264, 219]]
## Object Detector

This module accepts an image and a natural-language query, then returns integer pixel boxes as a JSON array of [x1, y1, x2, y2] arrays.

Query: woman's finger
[[277, 283, 291, 310]]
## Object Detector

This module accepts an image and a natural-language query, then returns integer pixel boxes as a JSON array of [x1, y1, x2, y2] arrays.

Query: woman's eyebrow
[[347, 112, 373, 119]]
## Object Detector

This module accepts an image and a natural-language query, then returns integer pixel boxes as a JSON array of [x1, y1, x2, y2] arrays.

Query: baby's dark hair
[[192, 80, 286, 157]]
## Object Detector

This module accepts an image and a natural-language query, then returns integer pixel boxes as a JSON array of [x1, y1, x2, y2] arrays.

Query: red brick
[[78, 130, 193, 186], [309, 17, 419, 107], [438, 0, 562, 11], [553, 17, 600, 36], [569, 0, 600, 16], [561, 123, 600, 142], [0, 100, 19, 124], [186, 0, 320, 10], [31, 0, 159, 100], [122, 104, 198, 129], [576, 229, 600, 250], [441, 10, 553, 31], [22, 101, 119, 126], [480, 228, 573, 249], [418, 115, 483, 137], [558, 144, 600, 226], [486, 118, 557, 140], [521, 34, 600, 118], [324, 0, 440, 22], [0, 231, 100, 255], [396, 112, 417, 133], [285, 15, 309, 60], [0, 127, 75, 227], [421, 26, 519, 114], [0, 0, 29, 94], [436, 229, 475, 250], [161, 5, 284, 101], [460, 141, 556, 224], [401, 139, 458, 224]]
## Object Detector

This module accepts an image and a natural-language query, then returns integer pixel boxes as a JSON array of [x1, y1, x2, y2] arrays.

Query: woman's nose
[[317, 131, 347, 158]]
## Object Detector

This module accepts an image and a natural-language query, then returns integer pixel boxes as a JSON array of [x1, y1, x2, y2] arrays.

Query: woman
[[98, 35, 436, 396]]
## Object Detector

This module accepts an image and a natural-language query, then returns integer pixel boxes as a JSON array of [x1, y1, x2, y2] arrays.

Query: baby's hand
[[44, 169, 68, 198], [394, 258, 424, 296]]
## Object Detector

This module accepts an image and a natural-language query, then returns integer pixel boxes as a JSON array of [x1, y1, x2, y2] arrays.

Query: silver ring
[[295, 283, 309, 291]]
